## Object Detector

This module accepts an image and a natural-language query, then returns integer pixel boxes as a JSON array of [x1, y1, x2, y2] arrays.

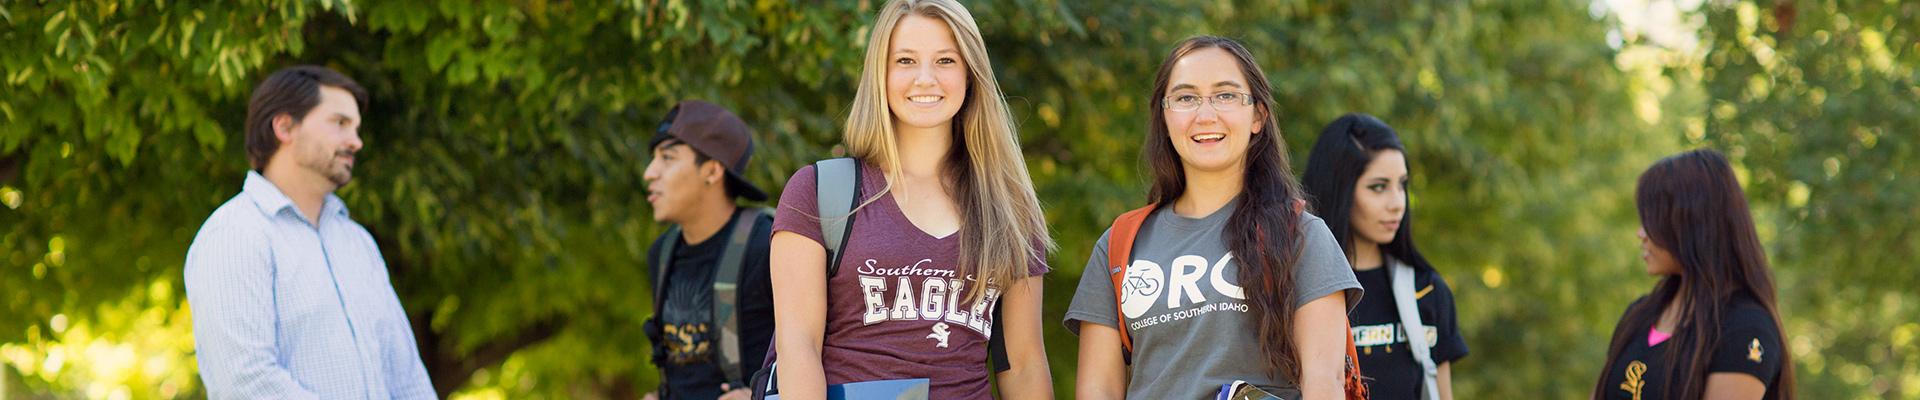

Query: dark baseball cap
[[651, 100, 768, 201]]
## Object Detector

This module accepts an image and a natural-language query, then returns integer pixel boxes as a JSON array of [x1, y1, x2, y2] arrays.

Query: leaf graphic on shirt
[[1620, 360, 1646, 400]]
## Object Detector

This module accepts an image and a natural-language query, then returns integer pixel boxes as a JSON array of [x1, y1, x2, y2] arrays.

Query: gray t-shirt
[[1064, 202, 1362, 399]]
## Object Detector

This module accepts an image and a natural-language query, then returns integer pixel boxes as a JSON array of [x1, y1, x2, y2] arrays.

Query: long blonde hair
[[844, 0, 1052, 303]]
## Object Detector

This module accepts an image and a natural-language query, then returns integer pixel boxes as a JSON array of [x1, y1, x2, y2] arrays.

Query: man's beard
[[306, 148, 355, 187], [325, 159, 352, 186]]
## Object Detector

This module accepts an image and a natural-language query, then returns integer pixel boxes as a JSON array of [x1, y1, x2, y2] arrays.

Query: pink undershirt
[[1648, 326, 1673, 346]]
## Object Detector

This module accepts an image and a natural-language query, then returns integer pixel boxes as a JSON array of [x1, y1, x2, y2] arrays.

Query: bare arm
[[1701, 372, 1768, 400], [1074, 321, 1129, 400], [770, 231, 830, 399], [993, 275, 1053, 399], [1294, 293, 1349, 400], [1437, 361, 1455, 400]]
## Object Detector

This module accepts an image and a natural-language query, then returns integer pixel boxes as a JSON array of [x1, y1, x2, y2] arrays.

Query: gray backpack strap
[[713, 207, 764, 385], [813, 158, 861, 277], [653, 225, 682, 309], [1391, 257, 1442, 400]]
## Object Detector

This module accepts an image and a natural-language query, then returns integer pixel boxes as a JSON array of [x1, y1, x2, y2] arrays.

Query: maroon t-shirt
[[770, 160, 1048, 399]]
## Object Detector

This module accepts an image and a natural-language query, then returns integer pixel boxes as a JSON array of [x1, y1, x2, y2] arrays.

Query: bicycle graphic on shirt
[[1123, 275, 1160, 299]]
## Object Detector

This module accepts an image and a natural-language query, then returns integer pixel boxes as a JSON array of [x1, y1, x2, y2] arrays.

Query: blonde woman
[[763, 0, 1053, 399]]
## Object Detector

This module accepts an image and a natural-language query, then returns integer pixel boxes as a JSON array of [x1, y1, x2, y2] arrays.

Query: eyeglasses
[[1163, 92, 1254, 112]]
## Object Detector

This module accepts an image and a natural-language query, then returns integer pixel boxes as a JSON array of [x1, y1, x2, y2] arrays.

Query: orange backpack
[[1105, 203, 1369, 400]]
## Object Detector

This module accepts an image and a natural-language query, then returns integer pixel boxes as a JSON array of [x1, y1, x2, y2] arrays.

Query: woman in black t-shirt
[[1594, 149, 1795, 399], [1302, 113, 1466, 400]]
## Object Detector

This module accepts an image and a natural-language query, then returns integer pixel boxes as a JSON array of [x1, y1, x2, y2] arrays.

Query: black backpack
[[652, 206, 770, 391]]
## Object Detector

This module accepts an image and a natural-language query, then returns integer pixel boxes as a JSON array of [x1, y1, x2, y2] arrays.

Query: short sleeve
[[1708, 305, 1784, 384], [771, 164, 826, 246], [1425, 271, 1469, 363], [1025, 238, 1053, 277], [1292, 214, 1363, 310], [1062, 230, 1118, 335]]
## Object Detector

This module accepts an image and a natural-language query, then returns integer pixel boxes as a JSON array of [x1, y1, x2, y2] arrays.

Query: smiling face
[[1162, 48, 1267, 174], [1350, 150, 1408, 247], [279, 85, 364, 189], [885, 14, 969, 131]]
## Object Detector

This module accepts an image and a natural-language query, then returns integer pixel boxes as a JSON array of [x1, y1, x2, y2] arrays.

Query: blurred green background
[[2, 0, 1915, 398]]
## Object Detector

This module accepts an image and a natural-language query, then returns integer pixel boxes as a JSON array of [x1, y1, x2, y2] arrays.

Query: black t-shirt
[[1599, 295, 1784, 400], [1349, 263, 1468, 399], [645, 209, 775, 400]]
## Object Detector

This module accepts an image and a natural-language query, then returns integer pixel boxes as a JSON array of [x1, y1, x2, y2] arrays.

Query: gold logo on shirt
[[1749, 338, 1764, 363], [1619, 360, 1647, 400], [664, 323, 713, 364]]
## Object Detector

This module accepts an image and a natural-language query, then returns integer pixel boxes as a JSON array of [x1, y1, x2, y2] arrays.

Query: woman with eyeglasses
[[1064, 36, 1362, 400]]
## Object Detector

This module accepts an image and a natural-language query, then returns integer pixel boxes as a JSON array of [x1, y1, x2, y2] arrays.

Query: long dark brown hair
[[1593, 149, 1795, 399], [1144, 36, 1309, 381]]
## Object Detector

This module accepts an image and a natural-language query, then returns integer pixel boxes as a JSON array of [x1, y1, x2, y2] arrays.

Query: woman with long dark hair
[[1302, 113, 1466, 400], [1594, 149, 1794, 399], [1065, 36, 1362, 400]]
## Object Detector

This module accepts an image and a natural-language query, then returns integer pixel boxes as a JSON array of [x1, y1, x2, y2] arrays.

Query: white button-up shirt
[[185, 171, 435, 399]]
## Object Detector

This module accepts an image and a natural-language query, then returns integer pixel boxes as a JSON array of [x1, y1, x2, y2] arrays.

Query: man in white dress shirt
[[184, 65, 435, 399]]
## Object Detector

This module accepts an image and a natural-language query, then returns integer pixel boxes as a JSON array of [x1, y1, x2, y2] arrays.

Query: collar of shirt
[[241, 170, 350, 223]]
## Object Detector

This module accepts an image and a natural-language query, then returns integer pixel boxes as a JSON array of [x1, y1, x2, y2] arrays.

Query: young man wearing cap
[[184, 65, 435, 399], [641, 100, 776, 400]]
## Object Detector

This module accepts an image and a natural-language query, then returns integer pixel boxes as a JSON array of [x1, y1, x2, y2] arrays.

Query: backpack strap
[[712, 207, 766, 386], [1104, 204, 1159, 364], [1391, 257, 1441, 400], [1103, 201, 1294, 361], [759, 157, 861, 396], [1345, 320, 1371, 400], [814, 158, 862, 277], [653, 225, 682, 311]]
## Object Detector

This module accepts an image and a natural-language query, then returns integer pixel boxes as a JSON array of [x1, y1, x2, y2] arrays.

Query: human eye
[[1215, 92, 1244, 103], [936, 57, 958, 65], [895, 57, 916, 65]]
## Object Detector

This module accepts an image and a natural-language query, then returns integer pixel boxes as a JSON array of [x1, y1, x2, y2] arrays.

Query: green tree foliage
[[0, 0, 1908, 398], [1689, 1, 1919, 396]]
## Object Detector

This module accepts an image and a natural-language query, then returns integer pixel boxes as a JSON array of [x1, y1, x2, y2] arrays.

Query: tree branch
[[0, 152, 21, 183]]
